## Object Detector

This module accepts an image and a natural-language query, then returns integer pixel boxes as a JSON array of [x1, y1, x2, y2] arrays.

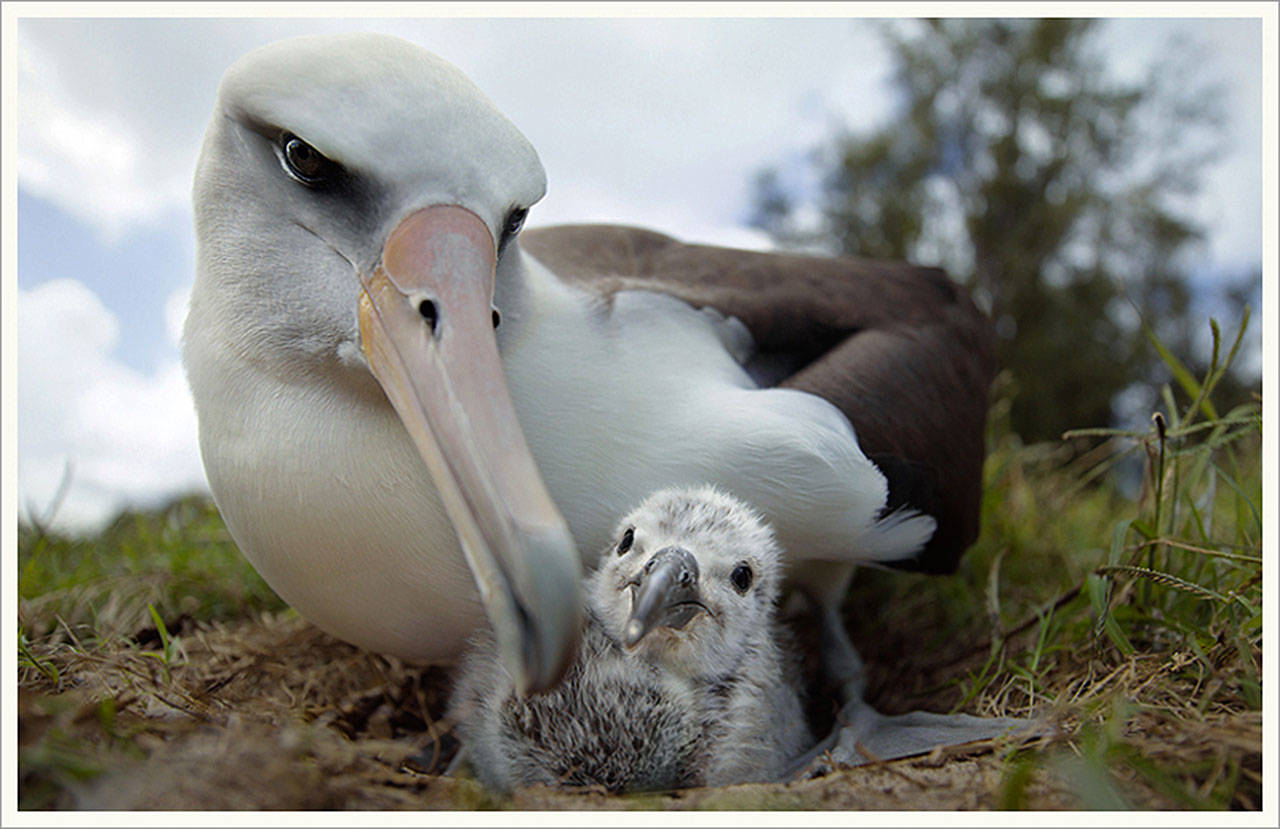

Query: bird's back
[[521, 224, 996, 573]]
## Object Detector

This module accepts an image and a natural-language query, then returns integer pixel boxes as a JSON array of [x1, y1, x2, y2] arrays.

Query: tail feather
[[851, 508, 937, 566]]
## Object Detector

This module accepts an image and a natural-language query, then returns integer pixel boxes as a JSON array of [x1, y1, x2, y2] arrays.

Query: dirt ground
[[17, 611, 1261, 811]]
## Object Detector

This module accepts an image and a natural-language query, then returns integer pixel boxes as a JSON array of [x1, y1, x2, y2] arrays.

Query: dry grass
[[17, 606, 1259, 811]]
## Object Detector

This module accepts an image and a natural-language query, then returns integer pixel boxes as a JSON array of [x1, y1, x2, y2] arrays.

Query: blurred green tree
[[752, 18, 1244, 442]]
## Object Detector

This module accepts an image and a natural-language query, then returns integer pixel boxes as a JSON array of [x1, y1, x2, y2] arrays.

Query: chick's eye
[[730, 563, 753, 593], [616, 527, 634, 556], [281, 134, 336, 184]]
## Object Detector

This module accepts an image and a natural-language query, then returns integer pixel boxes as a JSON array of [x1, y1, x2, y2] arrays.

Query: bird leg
[[784, 565, 1038, 780], [814, 577, 868, 702]]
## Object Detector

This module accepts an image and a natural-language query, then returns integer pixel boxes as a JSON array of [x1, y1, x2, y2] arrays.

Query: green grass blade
[[1210, 459, 1261, 535], [1165, 413, 1258, 439], [1094, 564, 1231, 603], [1179, 318, 1222, 428], [1062, 427, 1145, 440], [1221, 306, 1251, 370], [1145, 325, 1217, 422], [18, 631, 60, 686], [1130, 537, 1261, 564], [147, 603, 173, 663], [1110, 519, 1132, 565], [1101, 605, 1136, 656]]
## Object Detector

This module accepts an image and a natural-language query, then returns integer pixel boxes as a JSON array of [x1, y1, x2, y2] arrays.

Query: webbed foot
[[786, 570, 1046, 780], [786, 700, 1041, 779]]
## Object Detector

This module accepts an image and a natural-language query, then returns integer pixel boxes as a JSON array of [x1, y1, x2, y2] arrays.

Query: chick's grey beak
[[623, 546, 705, 647], [357, 204, 582, 695]]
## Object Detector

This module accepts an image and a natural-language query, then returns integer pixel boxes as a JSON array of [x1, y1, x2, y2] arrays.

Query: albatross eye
[[281, 134, 337, 185], [616, 527, 635, 556], [730, 563, 753, 593], [503, 207, 528, 240]]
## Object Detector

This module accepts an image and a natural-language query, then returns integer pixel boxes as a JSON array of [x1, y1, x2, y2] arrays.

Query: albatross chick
[[449, 486, 810, 793]]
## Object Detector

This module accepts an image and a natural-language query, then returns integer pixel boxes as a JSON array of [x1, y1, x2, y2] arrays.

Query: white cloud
[[1099, 18, 1263, 274], [18, 27, 188, 240], [17, 280, 207, 533], [470, 18, 895, 245], [16, 18, 338, 241]]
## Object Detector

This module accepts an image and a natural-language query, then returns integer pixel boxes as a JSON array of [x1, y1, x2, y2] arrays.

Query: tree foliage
[[752, 19, 1243, 442]]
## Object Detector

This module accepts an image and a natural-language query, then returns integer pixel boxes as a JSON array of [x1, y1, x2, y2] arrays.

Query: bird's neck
[[495, 243, 595, 341]]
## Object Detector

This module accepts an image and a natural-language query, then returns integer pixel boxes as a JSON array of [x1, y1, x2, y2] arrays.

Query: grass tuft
[[18, 494, 287, 651], [847, 309, 1260, 809]]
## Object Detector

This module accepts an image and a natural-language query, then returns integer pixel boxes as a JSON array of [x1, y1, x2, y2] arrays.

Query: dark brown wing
[[521, 224, 996, 574]]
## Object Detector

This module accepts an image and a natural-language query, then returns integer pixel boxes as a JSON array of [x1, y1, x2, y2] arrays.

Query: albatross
[[185, 32, 1017, 768]]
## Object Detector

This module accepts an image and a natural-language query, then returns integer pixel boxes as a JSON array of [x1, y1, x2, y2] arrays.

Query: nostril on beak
[[491, 308, 502, 328], [417, 298, 438, 334]]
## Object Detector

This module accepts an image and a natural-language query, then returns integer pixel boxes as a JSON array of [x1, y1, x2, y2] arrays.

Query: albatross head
[[589, 487, 785, 680], [188, 33, 580, 694]]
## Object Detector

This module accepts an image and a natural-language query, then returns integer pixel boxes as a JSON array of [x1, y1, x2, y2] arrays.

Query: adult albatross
[[185, 32, 1015, 767]]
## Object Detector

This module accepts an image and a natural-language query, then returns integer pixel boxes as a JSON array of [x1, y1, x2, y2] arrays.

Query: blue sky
[[8, 11, 1270, 532], [18, 190, 193, 374]]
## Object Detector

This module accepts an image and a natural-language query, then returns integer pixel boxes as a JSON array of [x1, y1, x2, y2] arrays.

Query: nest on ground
[[17, 610, 1261, 811]]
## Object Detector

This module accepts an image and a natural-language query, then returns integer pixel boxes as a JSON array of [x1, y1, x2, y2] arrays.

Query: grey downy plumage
[[449, 486, 812, 793]]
